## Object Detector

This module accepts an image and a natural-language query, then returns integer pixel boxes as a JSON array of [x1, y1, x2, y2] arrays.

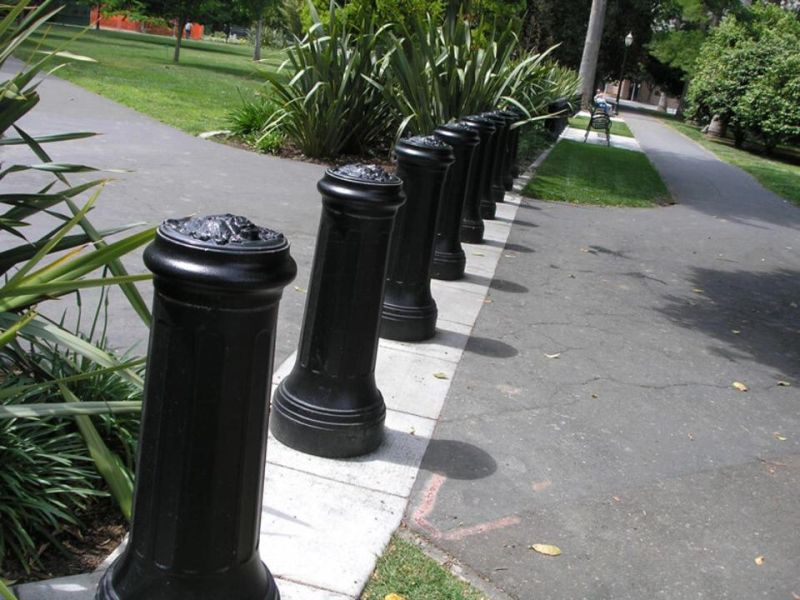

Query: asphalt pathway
[[406, 114, 800, 599], [2, 64, 325, 362]]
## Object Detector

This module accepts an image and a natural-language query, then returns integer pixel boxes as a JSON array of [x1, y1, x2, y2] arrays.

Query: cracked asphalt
[[407, 114, 800, 599]]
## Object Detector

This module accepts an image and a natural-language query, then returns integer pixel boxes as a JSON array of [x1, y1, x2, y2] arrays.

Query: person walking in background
[[184, 21, 192, 41]]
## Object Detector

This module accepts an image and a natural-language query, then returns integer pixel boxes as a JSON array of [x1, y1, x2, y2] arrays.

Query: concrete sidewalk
[[406, 114, 800, 599]]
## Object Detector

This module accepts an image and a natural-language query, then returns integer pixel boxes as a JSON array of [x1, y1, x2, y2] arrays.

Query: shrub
[[227, 92, 280, 137], [263, 2, 393, 157], [686, 3, 800, 150]]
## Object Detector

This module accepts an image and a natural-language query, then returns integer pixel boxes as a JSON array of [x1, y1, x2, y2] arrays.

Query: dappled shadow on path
[[658, 267, 800, 377]]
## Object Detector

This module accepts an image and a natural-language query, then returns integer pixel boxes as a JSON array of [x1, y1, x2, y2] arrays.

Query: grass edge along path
[[522, 139, 671, 207], [664, 120, 800, 206], [568, 115, 634, 138], [361, 535, 487, 600], [23, 25, 283, 135]]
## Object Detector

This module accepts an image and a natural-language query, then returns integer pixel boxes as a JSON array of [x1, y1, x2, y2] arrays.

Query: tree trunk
[[253, 14, 264, 61], [174, 15, 186, 63], [95, 3, 101, 29], [676, 79, 689, 118], [578, 0, 608, 109]]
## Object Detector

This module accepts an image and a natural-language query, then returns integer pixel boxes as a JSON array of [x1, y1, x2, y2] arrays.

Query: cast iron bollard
[[484, 111, 509, 209], [499, 110, 519, 191], [270, 165, 404, 458], [432, 122, 480, 280], [381, 135, 454, 342], [461, 114, 496, 242], [96, 214, 296, 600], [545, 97, 570, 138]]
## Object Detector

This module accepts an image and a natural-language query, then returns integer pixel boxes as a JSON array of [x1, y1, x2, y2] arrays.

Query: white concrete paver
[[257, 194, 524, 598]]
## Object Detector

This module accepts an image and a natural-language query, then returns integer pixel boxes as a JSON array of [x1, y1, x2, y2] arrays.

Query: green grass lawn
[[523, 139, 671, 207], [362, 536, 486, 600], [22, 25, 284, 134], [665, 120, 800, 206], [568, 115, 634, 138]]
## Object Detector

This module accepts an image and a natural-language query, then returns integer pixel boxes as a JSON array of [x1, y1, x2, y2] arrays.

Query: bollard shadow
[[480, 239, 535, 254], [461, 272, 529, 294], [493, 215, 539, 228], [658, 267, 800, 377], [434, 327, 519, 358], [419, 438, 497, 480]]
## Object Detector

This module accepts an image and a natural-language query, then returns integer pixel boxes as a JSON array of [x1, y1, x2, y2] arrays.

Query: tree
[[235, 0, 279, 60], [578, 0, 608, 107], [133, 0, 220, 62], [686, 3, 800, 150]]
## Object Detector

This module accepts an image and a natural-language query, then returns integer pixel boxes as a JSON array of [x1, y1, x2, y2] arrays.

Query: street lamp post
[[615, 32, 634, 113]]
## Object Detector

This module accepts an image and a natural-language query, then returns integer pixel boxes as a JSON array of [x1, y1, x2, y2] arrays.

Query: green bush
[[300, 0, 444, 32], [263, 2, 393, 157], [227, 92, 280, 137], [686, 3, 800, 150]]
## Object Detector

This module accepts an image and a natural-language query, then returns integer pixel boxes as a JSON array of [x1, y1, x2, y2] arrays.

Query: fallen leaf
[[791, 302, 798, 308], [294, 286, 306, 293], [774, 432, 787, 441], [532, 480, 552, 492], [754, 555, 765, 566], [569, 274, 576, 279], [732, 381, 749, 392], [778, 380, 792, 387], [545, 352, 561, 359], [504, 253, 516, 258], [384, 594, 407, 600], [693, 288, 704, 294], [433, 372, 448, 380], [612, 495, 622, 503], [591, 393, 599, 399], [688, 432, 695, 441], [530, 543, 562, 556], [580, 247, 590, 253], [731, 329, 741, 334], [472, 252, 485, 257], [484, 298, 493, 304]]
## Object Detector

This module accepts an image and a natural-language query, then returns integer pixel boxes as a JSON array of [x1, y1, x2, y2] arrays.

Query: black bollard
[[432, 122, 480, 281], [270, 164, 404, 458], [483, 111, 509, 208], [97, 214, 296, 600], [499, 110, 518, 191], [460, 114, 496, 241], [381, 135, 454, 342], [509, 107, 523, 179]]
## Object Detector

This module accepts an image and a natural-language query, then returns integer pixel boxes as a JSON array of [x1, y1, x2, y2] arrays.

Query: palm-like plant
[[261, 0, 394, 158], [0, 0, 155, 578]]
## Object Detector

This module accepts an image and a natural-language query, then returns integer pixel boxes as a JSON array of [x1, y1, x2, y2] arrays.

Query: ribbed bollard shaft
[[381, 136, 454, 342], [432, 122, 479, 281], [97, 214, 296, 600], [483, 111, 509, 211], [460, 115, 496, 243], [270, 164, 404, 458], [499, 110, 518, 191]]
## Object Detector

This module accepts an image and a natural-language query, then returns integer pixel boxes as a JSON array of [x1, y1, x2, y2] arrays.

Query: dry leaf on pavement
[[530, 544, 562, 556], [778, 380, 792, 387], [754, 555, 765, 566], [545, 352, 561, 359], [433, 372, 448, 380], [774, 433, 788, 441], [732, 382, 749, 392], [384, 594, 407, 600]]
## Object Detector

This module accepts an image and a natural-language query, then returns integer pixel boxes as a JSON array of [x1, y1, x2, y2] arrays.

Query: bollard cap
[[319, 163, 405, 216], [434, 122, 480, 148], [144, 214, 297, 295], [461, 114, 497, 133], [395, 135, 455, 169]]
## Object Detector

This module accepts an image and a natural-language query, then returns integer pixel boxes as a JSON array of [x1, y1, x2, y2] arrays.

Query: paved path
[[406, 114, 800, 599]]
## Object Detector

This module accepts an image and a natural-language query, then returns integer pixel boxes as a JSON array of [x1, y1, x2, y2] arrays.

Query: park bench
[[584, 104, 612, 146]]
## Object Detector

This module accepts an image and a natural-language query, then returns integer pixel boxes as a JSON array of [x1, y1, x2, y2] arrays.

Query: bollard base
[[96, 555, 280, 600], [380, 301, 437, 342], [270, 379, 385, 458], [503, 174, 514, 191], [460, 221, 484, 244], [431, 248, 466, 281], [480, 201, 496, 221], [492, 185, 506, 204]]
